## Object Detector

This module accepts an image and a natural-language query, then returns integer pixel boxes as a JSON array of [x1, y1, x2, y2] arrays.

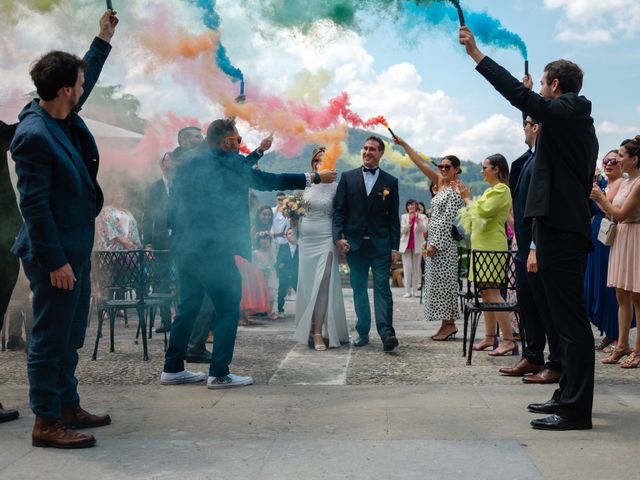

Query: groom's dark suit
[[333, 167, 400, 343]]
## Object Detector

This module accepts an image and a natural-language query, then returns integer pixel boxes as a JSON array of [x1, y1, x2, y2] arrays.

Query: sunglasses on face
[[523, 121, 536, 128], [437, 165, 452, 171], [225, 135, 242, 144], [603, 158, 619, 166]]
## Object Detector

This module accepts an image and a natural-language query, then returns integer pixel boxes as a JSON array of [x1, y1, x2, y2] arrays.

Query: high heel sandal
[[620, 351, 640, 369], [431, 322, 458, 341], [602, 346, 632, 364], [473, 335, 498, 351], [488, 339, 519, 357], [313, 334, 327, 351]]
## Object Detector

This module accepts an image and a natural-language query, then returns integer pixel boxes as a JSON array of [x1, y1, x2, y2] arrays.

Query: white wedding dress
[[294, 182, 349, 347]]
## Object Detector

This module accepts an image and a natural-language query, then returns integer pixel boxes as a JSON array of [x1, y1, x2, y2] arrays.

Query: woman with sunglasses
[[458, 154, 515, 355], [591, 136, 640, 367], [393, 137, 465, 340], [584, 150, 624, 351]]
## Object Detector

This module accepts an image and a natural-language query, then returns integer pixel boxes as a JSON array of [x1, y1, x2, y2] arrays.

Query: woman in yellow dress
[[458, 154, 515, 355]]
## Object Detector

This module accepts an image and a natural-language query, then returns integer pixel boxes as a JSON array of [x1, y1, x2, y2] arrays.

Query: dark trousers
[[0, 246, 19, 331], [347, 240, 395, 340], [22, 259, 91, 420], [164, 253, 241, 378], [153, 255, 173, 329], [187, 298, 214, 356], [515, 258, 562, 371], [276, 269, 297, 312], [536, 223, 594, 421]]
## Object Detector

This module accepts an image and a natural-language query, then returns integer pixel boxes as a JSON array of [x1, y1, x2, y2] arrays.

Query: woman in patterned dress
[[95, 188, 142, 251], [394, 137, 465, 341]]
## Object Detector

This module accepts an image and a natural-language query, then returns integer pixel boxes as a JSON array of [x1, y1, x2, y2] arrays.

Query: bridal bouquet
[[281, 192, 308, 221]]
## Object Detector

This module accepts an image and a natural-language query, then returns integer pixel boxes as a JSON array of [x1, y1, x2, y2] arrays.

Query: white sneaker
[[207, 373, 254, 389], [403, 293, 412, 298], [160, 370, 206, 385]]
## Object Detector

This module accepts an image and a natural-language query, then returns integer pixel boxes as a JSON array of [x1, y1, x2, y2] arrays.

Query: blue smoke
[[403, 2, 528, 60], [191, 0, 244, 85]]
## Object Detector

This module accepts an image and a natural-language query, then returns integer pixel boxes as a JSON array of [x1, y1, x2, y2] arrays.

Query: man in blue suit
[[11, 11, 118, 449], [161, 118, 336, 389]]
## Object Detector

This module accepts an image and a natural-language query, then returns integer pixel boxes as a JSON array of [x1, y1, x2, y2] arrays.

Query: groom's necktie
[[362, 166, 379, 174]]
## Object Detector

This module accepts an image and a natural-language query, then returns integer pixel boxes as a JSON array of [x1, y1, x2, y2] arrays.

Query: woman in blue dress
[[584, 150, 624, 349]]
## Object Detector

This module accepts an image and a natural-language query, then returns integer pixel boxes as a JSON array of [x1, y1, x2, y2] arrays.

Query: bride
[[294, 147, 349, 350]]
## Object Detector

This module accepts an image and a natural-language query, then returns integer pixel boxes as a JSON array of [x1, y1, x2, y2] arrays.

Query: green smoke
[[257, 1, 460, 30], [0, 0, 63, 15]]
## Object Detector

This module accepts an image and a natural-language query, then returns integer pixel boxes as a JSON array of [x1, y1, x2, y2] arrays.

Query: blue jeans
[[23, 259, 91, 420]]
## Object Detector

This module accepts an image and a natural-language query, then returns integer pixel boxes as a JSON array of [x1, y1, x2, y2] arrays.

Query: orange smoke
[[138, 27, 356, 171]]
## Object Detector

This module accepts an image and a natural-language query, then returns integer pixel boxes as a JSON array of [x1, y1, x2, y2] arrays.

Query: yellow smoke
[[285, 68, 332, 106]]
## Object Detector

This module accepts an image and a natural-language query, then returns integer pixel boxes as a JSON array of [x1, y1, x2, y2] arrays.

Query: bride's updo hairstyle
[[311, 146, 326, 170]]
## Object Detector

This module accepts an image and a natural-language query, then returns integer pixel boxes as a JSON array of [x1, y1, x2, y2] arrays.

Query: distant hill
[[254, 128, 486, 211]]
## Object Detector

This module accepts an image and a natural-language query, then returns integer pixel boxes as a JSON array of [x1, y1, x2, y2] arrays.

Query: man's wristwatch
[[313, 172, 321, 184]]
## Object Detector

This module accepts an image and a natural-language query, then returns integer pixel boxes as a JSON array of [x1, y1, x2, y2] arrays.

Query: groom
[[333, 136, 401, 352]]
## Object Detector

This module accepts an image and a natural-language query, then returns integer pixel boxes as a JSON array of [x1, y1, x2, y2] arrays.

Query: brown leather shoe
[[32, 416, 96, 449], [61, 405, 111, 429], [499, 357, 544, 377], [522, 368, 561, 384]]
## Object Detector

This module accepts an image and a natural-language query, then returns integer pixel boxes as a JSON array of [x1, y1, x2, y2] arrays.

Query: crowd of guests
[[3, 12, 640, 447]]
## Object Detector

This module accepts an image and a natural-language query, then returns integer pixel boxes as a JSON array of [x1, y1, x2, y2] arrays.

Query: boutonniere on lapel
[[378, 187, 390, 200]]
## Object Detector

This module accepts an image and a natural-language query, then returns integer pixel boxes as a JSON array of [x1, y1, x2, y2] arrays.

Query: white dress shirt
[[362, 167, 379, 196]]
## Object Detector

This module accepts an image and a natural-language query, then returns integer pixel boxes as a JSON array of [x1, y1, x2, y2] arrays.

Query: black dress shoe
[[530, 415, 592, 431], [382, 335, 399, 353], [186, 352, 212, 363], [0, 403, 19, 423], [155, 324, 170, 334], [527, 399, 560, 414], [352, 336, 369, 347]]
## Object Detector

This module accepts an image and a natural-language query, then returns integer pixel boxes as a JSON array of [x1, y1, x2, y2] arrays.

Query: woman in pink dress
[[590, 136, 640, 367]]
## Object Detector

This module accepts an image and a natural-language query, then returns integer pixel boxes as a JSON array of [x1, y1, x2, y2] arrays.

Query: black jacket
[[0, 122, 20, 248], [169, 148, 306, 260], [276, 242, 298, 283], [142, 178, 170, 250], [476, 56, 598, 246], [510, 149, 535, 262], [332, 167, 400, 254]]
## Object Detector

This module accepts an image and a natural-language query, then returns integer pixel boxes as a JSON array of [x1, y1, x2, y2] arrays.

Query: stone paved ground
[[2, 288, 638, 387], [3, 288, 640, 480]]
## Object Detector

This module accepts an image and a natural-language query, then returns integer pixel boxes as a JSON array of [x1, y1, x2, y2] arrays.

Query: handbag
[[451, 225, 463, 242], [597, 217, 617, 246]]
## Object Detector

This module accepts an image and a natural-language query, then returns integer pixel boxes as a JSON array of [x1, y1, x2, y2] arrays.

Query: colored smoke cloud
[[190, 0, 244, 90], [403, 2, 528, 59], [253, 0, 527, 59]]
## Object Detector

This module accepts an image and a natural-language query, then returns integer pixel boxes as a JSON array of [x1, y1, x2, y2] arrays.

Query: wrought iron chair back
[[91, 250, 169, 361], [93, 250, 152, 301], [469, 250, 517, 305], [462, 249, 523, 365]]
